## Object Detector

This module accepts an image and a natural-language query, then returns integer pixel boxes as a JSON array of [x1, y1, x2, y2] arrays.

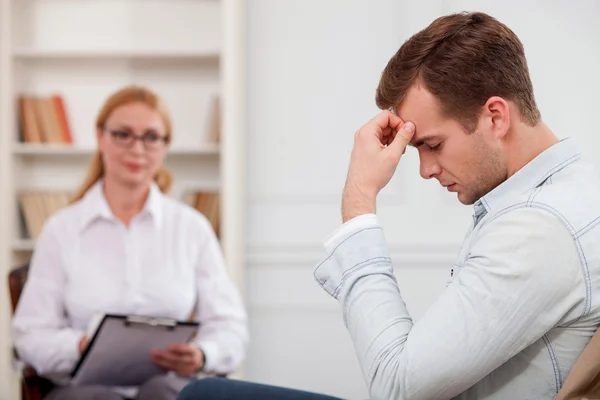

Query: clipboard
[[70, 314, 199, 387]]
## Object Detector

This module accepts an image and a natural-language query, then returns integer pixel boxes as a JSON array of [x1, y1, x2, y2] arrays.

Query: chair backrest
[[556, 328, 600, 399], [8, 264, 30, 314]]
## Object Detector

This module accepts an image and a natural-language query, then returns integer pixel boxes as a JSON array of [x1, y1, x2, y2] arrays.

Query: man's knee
[[177, 378, 224, 400]]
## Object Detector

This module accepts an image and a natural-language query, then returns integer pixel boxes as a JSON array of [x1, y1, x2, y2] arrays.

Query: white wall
[[244, 1, 600, 398]]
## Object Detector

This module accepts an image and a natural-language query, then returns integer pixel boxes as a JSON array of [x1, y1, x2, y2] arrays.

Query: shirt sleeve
[[323, 213, 380, 249], [12, 218, 84, 378], [313, 207, 584, 400], [192, 216, 249, 375]]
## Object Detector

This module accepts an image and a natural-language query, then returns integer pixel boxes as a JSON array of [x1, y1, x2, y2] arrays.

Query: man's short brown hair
[[376, 12, 541, 131]]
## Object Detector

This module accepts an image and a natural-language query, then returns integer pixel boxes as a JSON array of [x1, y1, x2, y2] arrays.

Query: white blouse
[[12, 180, 249, 384]]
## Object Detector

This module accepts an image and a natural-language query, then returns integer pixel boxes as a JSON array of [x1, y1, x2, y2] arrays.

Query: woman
[[12, 85, 249, 400]]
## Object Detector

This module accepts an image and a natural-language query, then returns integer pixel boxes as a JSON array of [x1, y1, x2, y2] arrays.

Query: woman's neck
[[102, 178, 149, 226]]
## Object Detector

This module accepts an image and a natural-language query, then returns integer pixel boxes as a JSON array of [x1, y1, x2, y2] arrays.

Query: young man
[[178, 11, 600, 400], [313, 10, 600, 400]]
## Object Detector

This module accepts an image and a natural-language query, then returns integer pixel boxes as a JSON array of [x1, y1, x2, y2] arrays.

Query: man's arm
[[314, 207, 584, 400]]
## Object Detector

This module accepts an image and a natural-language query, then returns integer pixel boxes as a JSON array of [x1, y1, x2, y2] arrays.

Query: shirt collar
[[476, 137, 581, 216], [78, 179, 164, 231]]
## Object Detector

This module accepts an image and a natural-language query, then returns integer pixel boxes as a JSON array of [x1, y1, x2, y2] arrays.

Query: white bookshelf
[[0, 0, 247, 397]]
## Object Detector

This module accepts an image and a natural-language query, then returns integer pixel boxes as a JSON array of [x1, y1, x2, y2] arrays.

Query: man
[[312, 10, 600, 399], [178, 11, 600, 400]]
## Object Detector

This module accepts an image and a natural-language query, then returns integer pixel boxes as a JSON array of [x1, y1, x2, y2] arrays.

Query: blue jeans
[[177, 378, 345, 400]]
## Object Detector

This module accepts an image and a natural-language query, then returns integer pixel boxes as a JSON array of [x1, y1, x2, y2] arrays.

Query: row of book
[[18, 192, 72, 239], [18, 190, 221, 240], [16, 93, 221, 145], [18, 95, 74, 144]]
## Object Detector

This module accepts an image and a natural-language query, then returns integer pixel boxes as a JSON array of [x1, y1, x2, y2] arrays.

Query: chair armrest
[[12, 349, 56, 400]]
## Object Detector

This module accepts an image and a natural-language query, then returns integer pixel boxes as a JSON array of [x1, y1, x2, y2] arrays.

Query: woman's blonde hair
[[71, 85, 173, 203]]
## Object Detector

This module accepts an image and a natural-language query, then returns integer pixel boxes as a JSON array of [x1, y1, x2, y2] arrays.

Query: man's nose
[[419, 153, 442, 179]]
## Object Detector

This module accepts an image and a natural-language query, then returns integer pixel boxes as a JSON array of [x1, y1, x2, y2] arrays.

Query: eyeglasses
[[104, 129, 169, 151]]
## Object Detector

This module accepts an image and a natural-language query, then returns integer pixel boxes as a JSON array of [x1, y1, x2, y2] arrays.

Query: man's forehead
[[390, 86, 448, 145]]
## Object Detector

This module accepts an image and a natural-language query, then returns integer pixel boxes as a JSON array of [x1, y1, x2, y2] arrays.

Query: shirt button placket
[[124, 223, 136, 306], [130, 219, 145, 310]]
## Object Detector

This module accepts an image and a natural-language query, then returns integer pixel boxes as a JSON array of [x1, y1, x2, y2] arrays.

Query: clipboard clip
[[124, 315, 177, 330]]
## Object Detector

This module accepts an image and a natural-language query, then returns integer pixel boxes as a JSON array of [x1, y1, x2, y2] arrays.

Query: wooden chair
[[8, 263, 56, 400], [555, 327, 600, 399]]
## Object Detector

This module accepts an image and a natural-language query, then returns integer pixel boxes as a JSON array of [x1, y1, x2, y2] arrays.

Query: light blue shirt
[[314, 138, 600, 399]]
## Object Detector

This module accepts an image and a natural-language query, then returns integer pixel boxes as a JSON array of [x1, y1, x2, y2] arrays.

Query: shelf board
[[12, 143, 220, 156], [12, 239, 35, 252], [13, 48, 220, 61]]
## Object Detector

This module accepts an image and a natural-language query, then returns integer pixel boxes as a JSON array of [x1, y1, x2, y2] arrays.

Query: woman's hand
[[151, 343, 204, 377], [78, 335, 89, 354]]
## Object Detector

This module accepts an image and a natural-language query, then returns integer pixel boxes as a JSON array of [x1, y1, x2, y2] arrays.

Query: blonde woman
[[12, 86, 248, 400]]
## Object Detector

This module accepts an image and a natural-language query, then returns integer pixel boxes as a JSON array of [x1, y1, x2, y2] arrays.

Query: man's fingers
[[388, 121, 415, 154], [380, 127, 395, 146], [371, 110, 404, 134]]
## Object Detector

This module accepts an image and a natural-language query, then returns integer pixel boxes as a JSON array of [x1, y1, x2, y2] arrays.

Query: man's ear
[[483, 96, 510, 139]]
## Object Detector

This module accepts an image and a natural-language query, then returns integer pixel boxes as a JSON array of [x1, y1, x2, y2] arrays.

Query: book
[[18, 191, 71, 239], [184, 190, 221, 238], [205, 95, 220, 144], [17, 94, 73, 145], [18, 96, 42, 143]]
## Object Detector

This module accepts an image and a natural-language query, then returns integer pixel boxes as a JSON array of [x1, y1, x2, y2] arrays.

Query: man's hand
[[151, 343, 204, 377], [342, 110, 415, 222]]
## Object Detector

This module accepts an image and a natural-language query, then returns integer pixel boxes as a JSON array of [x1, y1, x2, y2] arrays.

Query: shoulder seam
[[487, 202, 590, 319]]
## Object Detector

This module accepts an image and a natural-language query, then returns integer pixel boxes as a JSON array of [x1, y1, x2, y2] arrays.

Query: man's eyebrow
[[411, 134, 441, 147]]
